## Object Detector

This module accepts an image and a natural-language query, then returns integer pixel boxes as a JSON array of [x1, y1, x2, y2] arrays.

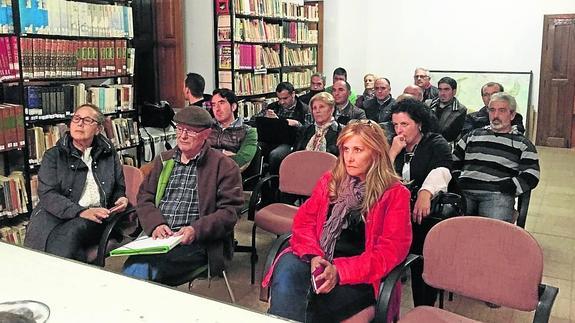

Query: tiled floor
[[106, 146, 575, 322]]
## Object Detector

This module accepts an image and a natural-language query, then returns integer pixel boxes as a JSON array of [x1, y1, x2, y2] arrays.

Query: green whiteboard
[[429, 70, 533, 119]]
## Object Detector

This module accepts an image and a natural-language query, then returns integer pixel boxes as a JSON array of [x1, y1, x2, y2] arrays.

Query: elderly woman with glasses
[[265, 120, 412, 322], [388, 99, 453, 307], [25, 104, 129, 263]]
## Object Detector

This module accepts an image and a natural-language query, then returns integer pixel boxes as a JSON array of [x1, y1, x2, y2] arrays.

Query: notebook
[[255, 117, 297, 145], [109, 235, 184, 256]]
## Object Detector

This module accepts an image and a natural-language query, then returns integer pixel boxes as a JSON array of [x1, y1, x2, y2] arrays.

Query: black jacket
[[24, 133, 125, 251], [362, 96, 396, 123]]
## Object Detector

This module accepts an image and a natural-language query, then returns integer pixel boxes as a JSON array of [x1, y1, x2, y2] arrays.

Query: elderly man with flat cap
[[123, 106, 243, 285]]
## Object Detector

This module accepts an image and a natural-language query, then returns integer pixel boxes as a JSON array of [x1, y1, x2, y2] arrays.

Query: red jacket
[[290, 172, 412, 296]]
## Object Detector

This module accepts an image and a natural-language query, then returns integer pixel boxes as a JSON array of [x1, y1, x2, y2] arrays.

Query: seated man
[[453, 92, 539, 223], [362, 77, 396, 123], [208, 88, 257, 171], [462, 82, 525, 135], [123, 106, 243, 285], [332, 80, 366, 125], [426, 77, 467, 143], [325, 67, 358, 105], [299, 72, 326, 105], [253, 81, 309, 174], [183, 72, 212, 110]]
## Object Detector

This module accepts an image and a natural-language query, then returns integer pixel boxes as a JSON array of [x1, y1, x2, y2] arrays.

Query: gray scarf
[[319, 176, 365, 261]]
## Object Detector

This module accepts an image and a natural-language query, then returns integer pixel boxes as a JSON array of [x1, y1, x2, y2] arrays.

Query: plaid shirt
[[158, 149, 200, 230]]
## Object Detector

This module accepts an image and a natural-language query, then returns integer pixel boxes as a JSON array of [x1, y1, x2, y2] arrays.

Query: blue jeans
[[463, 190, 515, 223], [269, 252, 375, 323], [269, 252, 311, 322]]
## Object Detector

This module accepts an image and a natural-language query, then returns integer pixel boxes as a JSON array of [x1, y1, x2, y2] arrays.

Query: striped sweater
[[453, 126, 539, 195]]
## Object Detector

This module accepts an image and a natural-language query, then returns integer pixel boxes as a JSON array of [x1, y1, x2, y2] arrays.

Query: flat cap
[[173, 106, 213, 129]]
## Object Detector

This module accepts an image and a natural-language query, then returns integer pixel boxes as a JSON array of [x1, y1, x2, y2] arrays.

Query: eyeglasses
[[175, 125, 205, 137], [71, 115, 99, 125], [414, 75, 429, 79]]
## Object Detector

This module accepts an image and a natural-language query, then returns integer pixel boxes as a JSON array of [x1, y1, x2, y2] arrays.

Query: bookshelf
[[0, 0, 138, 242], [214, 0, 322, 119]]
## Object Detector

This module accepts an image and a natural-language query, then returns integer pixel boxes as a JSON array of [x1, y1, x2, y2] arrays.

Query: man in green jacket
[[123, 106, 243, 285], [208, 88, 257, 171]]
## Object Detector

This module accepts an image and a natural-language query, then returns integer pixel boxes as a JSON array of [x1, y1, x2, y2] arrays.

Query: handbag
[[428, 191, 465, 221], [140, 101, 174, 128]]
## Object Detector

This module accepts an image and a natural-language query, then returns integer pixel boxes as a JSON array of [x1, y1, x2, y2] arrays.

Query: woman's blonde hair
[[328, 120, 400, 214], [309, 91, 335, 110]]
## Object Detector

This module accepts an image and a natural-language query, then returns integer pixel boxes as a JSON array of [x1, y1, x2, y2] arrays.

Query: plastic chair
[[379, 216, 558, 323], [260, 234, 419, 323], [90, 165, 144, 267], [244, 150, 337, 284]]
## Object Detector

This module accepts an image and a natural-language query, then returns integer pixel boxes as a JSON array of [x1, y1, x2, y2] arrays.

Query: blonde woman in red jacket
[[265, 120, 412, 323]]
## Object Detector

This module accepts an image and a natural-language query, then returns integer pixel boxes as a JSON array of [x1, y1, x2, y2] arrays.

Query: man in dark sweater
[[299, 72, 326, 105], [426, 77, 467, 142], [462, 82, 525, 135], [454, 92, 539, 223], [414, 67, 438, 101], [362, 77, 396, 123], [332, 80, 365, 124]]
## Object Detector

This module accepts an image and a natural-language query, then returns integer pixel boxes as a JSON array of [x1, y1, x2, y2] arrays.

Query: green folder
[[110, 235, 183, 256]]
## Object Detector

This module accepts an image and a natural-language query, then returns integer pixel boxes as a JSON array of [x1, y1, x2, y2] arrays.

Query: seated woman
[[293, 92, 342, 156], [265, 120, 412, 322], [388, 99, 453, 307], [24, 104, 129, 263]]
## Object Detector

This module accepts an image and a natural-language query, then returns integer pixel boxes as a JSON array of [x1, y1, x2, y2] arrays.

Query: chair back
[[123, 165, 144, 206], [422, 216, 543, 311], [278, 151, 337, 196], [242, 145, 264, 191]]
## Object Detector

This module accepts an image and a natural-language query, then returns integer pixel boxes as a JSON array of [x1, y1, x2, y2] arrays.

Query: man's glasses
[[414, 75, 429, 79], [71, 115, 99, 125], [175, 126, 205, 137]]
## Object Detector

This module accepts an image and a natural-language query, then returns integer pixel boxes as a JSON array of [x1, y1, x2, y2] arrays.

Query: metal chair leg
[[222, 270, 236, 304], [250, 223, 258, 284]]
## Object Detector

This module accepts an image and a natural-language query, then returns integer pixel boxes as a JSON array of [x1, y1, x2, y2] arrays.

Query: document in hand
[[109, 235, 184, 256]]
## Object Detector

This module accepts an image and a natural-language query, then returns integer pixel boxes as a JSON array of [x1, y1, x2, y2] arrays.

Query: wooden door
[[537, 15, 575, 148], [155, 0, 185, 109]]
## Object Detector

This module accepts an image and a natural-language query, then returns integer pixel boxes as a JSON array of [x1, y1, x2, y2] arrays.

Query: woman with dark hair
[[293, 92, 342, 155], [389, 98, 453, 307], [24, 104, 129, 262], [265, 120, 412, 322]]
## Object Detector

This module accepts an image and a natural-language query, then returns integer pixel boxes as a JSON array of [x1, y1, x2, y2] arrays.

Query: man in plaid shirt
[[123, 106, 243, 285]]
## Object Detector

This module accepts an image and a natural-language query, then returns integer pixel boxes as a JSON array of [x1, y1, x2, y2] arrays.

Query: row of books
[[0, 36, 18, 81], [228, 0, 319, 21], [101, 117, 139, 150], [219, 43, 281, 69], [0, 104, 25, 152], [27, 123, 67, 165], [237, 100, 266, 120], [19, 38, 132, 79], [283, 21, 318, 44], [0, 171, 28, 218], [232, 18, 318, 44], [283, 69, 315, 90], [11, 83, 133, 121], [0, 0, 14, 33], [19, 0, 133, 38], [283, 46, 317, 67], [0, 221, 27, 245], [234, 71, 280, 96]]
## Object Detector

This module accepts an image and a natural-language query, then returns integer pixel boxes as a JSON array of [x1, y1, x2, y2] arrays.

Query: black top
[[393, 133, 452, 199], [326, 205, 366, 258]]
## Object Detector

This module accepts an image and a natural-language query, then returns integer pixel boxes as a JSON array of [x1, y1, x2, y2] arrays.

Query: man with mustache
[[453, 92, 539, 223]]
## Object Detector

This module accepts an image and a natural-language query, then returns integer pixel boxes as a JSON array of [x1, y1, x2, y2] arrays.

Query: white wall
[[183, 1, 216, 92], [184, 0, 575, 110], [323, 0, 575, 111]]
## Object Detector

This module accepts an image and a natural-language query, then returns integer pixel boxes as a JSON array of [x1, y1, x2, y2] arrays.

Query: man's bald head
[[403, 85, 423, 101]]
